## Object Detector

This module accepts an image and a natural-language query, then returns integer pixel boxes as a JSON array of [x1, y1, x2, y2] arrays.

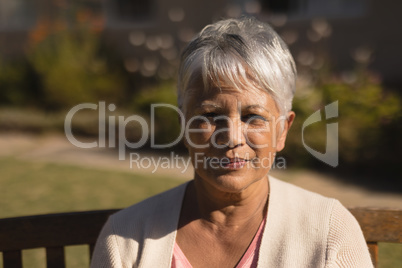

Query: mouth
[[220, 157, 248, 169], [203, 156, 251, 170]]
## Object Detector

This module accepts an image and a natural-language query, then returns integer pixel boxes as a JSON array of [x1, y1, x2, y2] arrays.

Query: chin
[[202, 172, 263, 194], [215, 180, 248, 194]]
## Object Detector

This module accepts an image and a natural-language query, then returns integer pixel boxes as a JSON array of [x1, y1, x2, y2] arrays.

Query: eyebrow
[[201, 103, 222, 108], [197, 103, 271, 114], [200, 103, 222, 109], [243, 105, 271, 114], [192, 103, 222, 114]]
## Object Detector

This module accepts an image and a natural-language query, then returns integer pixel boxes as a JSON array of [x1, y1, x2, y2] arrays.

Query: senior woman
[[91, 17, 372, 267]]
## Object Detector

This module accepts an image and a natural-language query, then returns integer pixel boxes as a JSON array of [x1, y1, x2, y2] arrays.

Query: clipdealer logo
[[64, 101, 339, 167], [302, 101, 339, 167]]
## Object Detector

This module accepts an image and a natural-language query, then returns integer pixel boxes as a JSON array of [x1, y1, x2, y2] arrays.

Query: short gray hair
[[177, 16, 296, 116]]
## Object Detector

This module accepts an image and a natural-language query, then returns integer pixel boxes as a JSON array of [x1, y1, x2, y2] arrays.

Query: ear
[[275, 111, 295, 152]]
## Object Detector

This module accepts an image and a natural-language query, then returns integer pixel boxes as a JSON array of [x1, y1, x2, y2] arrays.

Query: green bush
[[131, 81, 182, 148], [285, 68, 401, 169], [27, 29, 126, 110], [0, 58, 41, 106]]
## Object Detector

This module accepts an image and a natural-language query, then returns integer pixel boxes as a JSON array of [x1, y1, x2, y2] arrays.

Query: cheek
[[245, 130, 274, 149], [246, 118, 284, 150], [249, 134, 277, 168], [185, 122, 216, 149]]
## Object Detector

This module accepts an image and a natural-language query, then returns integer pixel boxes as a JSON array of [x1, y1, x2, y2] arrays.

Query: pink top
[[172, 217, 266, 268]]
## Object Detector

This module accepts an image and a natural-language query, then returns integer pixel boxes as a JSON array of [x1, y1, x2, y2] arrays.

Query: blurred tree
[[131, 80, 182, 149], [285, 66, 401, 173], [25, 4, 126, 110]]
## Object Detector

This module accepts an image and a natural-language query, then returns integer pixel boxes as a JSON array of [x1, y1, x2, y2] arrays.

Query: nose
[[215, 116, 245, 148]]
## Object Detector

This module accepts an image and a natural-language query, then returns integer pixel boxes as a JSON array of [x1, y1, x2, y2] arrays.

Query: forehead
[[184, 60, 262, 95], [181, 66, 280, 114], [183, 83, 279, 114], [185, 68, 261, 98]]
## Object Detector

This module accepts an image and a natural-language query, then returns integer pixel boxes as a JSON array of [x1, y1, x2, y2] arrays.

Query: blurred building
[[259, 0, 402, 88], [0, 0, 401, 86]]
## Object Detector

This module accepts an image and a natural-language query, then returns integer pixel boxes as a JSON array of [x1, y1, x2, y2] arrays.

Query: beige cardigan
[[91, 177, 373, 267]]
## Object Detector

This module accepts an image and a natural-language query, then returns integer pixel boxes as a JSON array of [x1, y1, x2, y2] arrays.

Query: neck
[[186, 175, 269, 228]]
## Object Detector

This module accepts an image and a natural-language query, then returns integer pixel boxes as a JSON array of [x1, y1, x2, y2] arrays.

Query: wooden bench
[[0, 208, 400, 267]]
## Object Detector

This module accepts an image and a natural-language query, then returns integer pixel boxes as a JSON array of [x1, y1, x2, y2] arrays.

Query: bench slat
[[0, 209, 118, 251], [46, 246, 65, 268], [0, 207, 400, 268], [349, 208, 402, 243], [89, 243, 95, 261], [367, 242, 378, 268], [3, 250, 23, 268]]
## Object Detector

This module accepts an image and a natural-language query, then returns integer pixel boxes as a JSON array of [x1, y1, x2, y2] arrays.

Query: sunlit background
[[0, 0, 401, 267]]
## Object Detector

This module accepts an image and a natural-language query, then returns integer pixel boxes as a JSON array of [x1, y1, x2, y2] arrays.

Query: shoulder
[[259, 177, 336, 266], [268, 176, 338, 240], [260, 176, 372, 267], [109, 181, 189, 234], [325, 200, 373, 267], [267, 176, 338, 243], [268, 176, 365, 236], [91, 182, 189, 267], [269, 176, 337, 213]]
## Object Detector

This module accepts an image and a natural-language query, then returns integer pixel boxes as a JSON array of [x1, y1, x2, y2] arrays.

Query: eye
[[242, 114, 267, 122], [203, 113, 228, 125], [202, 112, 218, 118]]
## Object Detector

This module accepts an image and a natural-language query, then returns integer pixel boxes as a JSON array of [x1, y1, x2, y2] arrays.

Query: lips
[[220, 157, 248, 169], [203, 156, 250, 170]]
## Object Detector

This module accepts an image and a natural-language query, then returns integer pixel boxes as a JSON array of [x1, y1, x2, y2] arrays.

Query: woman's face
[[183, 81, 294, 193]]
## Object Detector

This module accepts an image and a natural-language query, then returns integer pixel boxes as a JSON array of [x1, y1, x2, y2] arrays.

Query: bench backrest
[[0, 208, 400, 267], [0, 209, 118, 268], [348, 208, 402, 266]]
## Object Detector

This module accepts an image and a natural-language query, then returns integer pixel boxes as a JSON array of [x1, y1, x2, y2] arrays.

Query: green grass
[[378, 242, 402, 268], [0, 157, 400, 267], [0, 157, 183, 268], [0, 157, 183, 218]]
